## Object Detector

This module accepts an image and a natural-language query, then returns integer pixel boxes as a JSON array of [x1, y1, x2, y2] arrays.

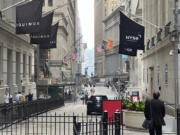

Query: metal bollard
[[115, 110, 121, 135], [103, 110, 108, 135], [177, 108, 180, 135]]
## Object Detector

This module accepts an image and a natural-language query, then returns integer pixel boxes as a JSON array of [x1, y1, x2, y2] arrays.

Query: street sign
[[48, 60, 63, 67]]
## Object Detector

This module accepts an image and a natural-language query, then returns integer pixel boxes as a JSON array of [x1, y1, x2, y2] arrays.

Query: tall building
[[0, 0, 36, 102], [41, 0, 77, 83], [94, 0, 120, 77], [142, 0, 175, 105]]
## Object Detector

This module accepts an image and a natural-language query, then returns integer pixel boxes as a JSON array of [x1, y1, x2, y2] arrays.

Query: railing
[[0, 110, 123, 135], [0, 98, 64, 129]]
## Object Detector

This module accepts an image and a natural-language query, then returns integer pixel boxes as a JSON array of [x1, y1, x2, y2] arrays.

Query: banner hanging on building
[[119, 12, 144, 55], [107, 39, 113, 50], [30, 12, 54, 44], [119, 44, 137, 56], [40, 23, 59, 49], [96, 44, 102, 52], [16, 0, 43, 34]]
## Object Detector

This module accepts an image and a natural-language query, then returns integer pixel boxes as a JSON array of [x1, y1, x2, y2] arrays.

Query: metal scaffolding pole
[[174, 0, 180, 134]]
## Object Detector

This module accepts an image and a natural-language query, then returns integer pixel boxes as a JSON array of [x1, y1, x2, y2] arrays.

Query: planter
[[123, 110, 176, 133], [123, 110, 145, 129]]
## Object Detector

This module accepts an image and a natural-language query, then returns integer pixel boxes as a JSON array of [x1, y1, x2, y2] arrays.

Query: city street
[[49, 85, 175, 135]]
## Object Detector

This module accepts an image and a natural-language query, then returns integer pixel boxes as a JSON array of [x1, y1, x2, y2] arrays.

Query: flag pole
[[0, 0, 31, 12], [43, 0, 75, 14]]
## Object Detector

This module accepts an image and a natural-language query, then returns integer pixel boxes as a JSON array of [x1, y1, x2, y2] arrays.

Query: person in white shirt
[[4, 89, 12, 104], [16, 92, 22, 102]]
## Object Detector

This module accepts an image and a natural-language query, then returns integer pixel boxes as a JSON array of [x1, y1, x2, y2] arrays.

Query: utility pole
[[174, 0, 180, 134]]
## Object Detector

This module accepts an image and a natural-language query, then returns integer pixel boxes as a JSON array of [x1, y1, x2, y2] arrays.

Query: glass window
[[48, 0, 53, 6], [165, 64, 168, 85], [157, 66, 160, 85], [147, 68, 148, 83]]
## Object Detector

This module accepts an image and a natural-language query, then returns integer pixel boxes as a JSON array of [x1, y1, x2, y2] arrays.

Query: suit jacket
[[144, 99, 165, 126]]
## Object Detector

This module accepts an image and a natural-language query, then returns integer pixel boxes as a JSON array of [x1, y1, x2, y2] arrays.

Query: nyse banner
[[119, 12, 144, 56], [119, 44, 137, 56], [16, 0, 43, 34], [40, 23, 59, 49], [30, 12, 54, 44]]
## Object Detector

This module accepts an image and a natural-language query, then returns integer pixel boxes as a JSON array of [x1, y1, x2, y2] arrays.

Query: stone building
[[103, 7, 129, 81], [94, 0, 120, 78], [142, 0, 175, 104], [0, 0, 36, 103], [42, 0, 77, 83], [123, 0, 143, 89]]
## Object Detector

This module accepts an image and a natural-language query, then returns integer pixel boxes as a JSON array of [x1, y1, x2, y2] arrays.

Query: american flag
[[83, 43, 87, 49], [72, 53, 76, 61], [96, 44, 102, 52]]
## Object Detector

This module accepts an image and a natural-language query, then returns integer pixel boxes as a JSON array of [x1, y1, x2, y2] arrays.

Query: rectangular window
[[157, 66, 160, 85], [165, 64, 168, 85], [147, 68, 148, 83], [23, 54, 26, 78], [48, 0, 53, 6]]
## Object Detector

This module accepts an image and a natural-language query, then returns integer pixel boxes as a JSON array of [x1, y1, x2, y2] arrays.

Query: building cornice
[[103, 6, 124, 23], [142, 36, 172, 60], [0, 19, 34, 49]]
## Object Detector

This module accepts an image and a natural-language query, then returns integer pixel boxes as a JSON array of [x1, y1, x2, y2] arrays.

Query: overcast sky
[[78, 0, 94, 49]]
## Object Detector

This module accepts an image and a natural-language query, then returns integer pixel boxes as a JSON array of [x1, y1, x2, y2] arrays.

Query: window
[[157, 66, 160, 85], [165, 64, 168, 85], [143, 68, 145, 83], [147, 68, 148, 83], [48, 0, 53, 6]]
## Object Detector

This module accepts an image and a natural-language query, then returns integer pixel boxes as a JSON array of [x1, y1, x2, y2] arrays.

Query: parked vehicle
[[87, 95, 108, 115]]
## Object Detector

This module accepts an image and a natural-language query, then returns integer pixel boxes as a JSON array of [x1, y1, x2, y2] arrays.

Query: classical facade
[[94, 0, 120, 77], [42, 0, 77, 83], [124, 0, 143, 88], [0, 0, 36, 103], [142, 0, 175, 104], [103, 7, 129, 81]]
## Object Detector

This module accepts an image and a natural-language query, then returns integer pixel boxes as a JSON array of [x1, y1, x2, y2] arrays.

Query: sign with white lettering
[[119, 12, 144, 56], [16, 0, 43, 34], [40, 23, 59, 49], [48, 60, 63, 67], [30, 12, 53, 44]]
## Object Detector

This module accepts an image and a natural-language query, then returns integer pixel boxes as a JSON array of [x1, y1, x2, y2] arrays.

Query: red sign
[[103, 100, 121, 124], [131, 95, 139, 102]]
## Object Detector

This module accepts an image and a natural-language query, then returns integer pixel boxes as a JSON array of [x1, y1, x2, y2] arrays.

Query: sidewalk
[[123, 127, 176, 135]]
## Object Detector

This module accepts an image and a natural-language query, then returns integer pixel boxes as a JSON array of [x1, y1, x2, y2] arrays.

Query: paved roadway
[[2, 85, 175, 135], [49, 85, 175, 135]]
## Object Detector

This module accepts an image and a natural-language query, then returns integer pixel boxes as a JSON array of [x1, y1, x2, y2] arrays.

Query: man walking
[[144, 91, 165, 135]]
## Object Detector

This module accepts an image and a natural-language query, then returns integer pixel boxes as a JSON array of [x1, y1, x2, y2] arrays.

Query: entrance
[[149, 67, 154, 96]]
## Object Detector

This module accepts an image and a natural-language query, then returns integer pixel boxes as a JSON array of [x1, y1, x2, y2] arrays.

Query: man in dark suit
[[144, 92, 165, 135]]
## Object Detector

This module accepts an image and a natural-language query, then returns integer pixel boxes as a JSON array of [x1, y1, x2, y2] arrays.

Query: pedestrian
[[27, 91, 33, 101], [16, 91, 22, 102], [144, 91, 165, 135], [4, 89, 12, 104]]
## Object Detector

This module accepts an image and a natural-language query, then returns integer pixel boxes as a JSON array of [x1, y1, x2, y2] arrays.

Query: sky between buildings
[[78, 0, 95, 76]]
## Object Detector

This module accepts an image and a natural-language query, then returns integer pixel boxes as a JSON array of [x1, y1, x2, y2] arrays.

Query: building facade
[[42, 0, 77, 83], [142, 0, 175, 104], [94, 0, 120, 78], [103, 7, 129, 81], [0, 0, 36, 103]]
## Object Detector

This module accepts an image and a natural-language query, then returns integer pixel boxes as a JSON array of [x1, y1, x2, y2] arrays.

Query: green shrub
[[122, 98, 145, 112]]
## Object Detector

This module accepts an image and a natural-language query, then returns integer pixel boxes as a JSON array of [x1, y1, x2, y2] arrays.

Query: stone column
[[12, 50, 18, 95], [2, 46, 7, 87]]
